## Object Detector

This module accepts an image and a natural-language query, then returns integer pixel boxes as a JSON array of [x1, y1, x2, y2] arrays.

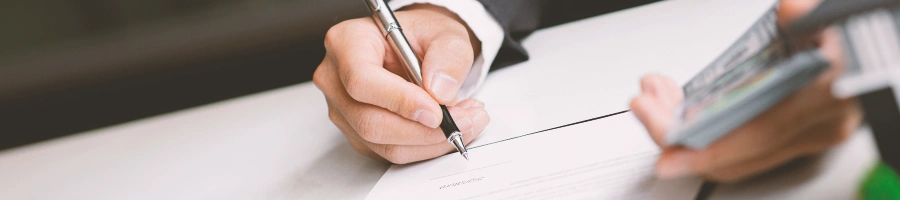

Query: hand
[[313, 4, 489, 164], [629, 0, 864, 182]]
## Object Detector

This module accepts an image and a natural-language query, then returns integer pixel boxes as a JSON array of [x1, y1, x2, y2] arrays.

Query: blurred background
[[0, 0, 368, 150], [1, 0, 648, 151]]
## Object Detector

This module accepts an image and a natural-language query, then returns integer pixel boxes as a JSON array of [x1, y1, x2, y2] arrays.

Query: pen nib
[[447, 131, 469, 161]]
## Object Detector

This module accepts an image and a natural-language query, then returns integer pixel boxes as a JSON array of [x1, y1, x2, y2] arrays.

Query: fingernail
[[471, 110, 490, 137], [456, 99, 477, 109], [448, 107, 474, 134], [456, 99, 484, 109], [656, 152, 696, 179], [455, 115, 473, 134], [413, 109, 441, 128], [430, 72, 459, 102], [471, 100, 485, 108]]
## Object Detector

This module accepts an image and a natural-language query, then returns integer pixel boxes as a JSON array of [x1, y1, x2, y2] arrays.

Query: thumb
[[630, 74, 682, 146], [394, 5, 478, 105], [421, 33, 476, 105]]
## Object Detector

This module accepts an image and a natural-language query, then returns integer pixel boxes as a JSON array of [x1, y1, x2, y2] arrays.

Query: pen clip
[[364, 0, 381, 12], [364, 0, 400, 36]]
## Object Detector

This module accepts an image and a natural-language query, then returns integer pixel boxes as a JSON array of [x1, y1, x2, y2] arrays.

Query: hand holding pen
[[313, 2, 489, 164]]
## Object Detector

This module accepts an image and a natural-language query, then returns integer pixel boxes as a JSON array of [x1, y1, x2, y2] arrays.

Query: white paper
[[366, 113, 702, 199]]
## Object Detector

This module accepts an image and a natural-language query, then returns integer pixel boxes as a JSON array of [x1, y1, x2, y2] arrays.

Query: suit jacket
[[476, 0, 659, 70]]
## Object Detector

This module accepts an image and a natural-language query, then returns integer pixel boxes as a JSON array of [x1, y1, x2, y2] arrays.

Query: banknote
[[667, 8, 830, 149]]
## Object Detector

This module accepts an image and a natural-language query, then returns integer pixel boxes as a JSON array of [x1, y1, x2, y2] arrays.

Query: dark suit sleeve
[[477, 0, 660, 70]]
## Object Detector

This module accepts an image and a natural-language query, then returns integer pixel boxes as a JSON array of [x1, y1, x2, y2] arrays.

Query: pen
[[363, 0, 470, 160]]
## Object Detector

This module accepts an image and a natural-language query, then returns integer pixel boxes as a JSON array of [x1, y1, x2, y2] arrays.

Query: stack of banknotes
[[667, 0, 900, 149]]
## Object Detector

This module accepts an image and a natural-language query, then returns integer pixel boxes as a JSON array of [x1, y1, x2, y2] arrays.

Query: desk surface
[[0, 0, 879, 199]]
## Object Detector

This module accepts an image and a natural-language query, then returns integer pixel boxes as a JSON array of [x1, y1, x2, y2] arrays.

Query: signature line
[[429, 161, 513, 180]]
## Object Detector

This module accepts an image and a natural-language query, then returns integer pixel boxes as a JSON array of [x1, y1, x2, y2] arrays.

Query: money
[[668, 51, 829, 149], [666, 8, 830, 149]]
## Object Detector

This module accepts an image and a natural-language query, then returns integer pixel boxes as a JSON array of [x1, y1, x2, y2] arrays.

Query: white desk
[[0, 0, 879, 199]]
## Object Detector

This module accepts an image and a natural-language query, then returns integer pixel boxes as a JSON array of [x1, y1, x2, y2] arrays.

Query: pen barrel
[[363, 0, 462, 144], [364, 0, 425, 87], [438, 105, 461, 138], [386, 28, 426, 86]]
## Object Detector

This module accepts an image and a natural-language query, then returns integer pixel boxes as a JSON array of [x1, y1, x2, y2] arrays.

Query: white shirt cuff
[[389, 0, 504, 100]]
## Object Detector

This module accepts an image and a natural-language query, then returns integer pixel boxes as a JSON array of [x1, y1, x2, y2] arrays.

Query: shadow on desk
[[286, 138, 389, 199]]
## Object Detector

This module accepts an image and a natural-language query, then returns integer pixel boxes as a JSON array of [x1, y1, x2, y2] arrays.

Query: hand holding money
[[630, 0, 864, 182]]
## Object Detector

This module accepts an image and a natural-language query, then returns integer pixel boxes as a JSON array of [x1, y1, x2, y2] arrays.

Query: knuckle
[[381, 145, 410, 164], [629, 96, 647, 110], [346, 20, 381, 42], [441, 37, 474, 63], [325, 19, 378, 49], [640, 76, 655, 89], [389, 90, 417, 115], [423, 130, 444, 144], [347, 140, 372, 157], [327, 108, 343, 126], [442, 36, 467, 50], [440, 17, 467, 33], [312, 64, 329, 90], [324, 23, 346, 48], [355, 111, 385, 143], [343, 70, 368, 101]]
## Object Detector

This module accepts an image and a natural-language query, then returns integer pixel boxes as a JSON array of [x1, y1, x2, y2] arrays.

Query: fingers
[[654, 75, 863, 181], [341, 98, 487, 145], [777, 0, 826, 48], [647, 74, 684, 109], [654, 121, 808, 181], [327, 98, 384, 161], [368, 123, 485, 164], [657, 103, 862, 182], [325, 18, 444, 128], [320, 57, 488, 145], [630, 74, 683, 146], [657, 145, 800, 183], [777, 0, 822, 27], [369, 106, 488, 164], [685, 54, 849, 168], [331, 100, 489, 164], [317, 6, 488, 164], [792, 98, 862, 153], [655, 112, 806, 181], [819, 28, 845, 71], [653, 90, 820, 179], [642, 1, 860, 182], [631, 95, 669, 146]]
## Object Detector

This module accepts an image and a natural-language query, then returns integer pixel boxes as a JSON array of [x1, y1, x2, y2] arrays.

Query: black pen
[[363, 0, 469, 160]]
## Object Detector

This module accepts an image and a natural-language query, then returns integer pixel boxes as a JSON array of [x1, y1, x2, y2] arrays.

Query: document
[[365, 112, 702, 199]]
